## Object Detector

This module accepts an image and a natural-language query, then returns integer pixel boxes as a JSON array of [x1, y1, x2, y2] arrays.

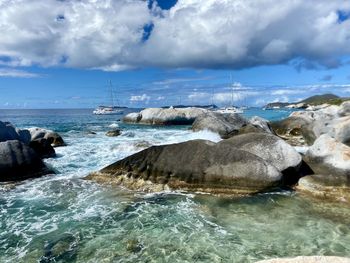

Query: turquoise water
[[0, 108, 349, 263]]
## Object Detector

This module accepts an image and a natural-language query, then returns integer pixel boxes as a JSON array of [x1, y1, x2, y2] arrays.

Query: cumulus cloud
[[0, 68, 41, 78], [130, 94, 151, 102], [1, 0, 350, 71]]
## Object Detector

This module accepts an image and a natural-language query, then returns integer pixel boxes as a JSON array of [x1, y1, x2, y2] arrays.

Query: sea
[[0, 108, 349, 263]]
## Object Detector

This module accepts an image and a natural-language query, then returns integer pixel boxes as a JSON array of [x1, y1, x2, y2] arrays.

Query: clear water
[[0, 108, 349, 263]]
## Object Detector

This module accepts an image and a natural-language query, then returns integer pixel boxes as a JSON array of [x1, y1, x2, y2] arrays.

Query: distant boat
[[215, 106, 243, 114], [215, 74, 244, 114], [93, 81, 124, 115]]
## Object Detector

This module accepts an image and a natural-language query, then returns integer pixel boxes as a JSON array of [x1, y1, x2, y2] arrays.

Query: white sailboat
[[93, 81, 124, 115], [215, 75, 243, 114]]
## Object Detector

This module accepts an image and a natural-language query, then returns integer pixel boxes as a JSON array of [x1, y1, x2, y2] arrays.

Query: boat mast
[[109, 80, 114, 107], [230, 73, 234, 107]]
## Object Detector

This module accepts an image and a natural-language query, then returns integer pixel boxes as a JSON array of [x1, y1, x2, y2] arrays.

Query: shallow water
[[0, 108, 349, 263]]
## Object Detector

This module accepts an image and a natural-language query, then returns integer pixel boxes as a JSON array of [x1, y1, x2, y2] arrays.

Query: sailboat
[[215, 75, 243, 114], [93, 81, 124, 115]]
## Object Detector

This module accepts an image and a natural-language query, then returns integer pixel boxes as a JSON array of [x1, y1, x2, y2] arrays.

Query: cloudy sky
[[1, 0, 350, 108]]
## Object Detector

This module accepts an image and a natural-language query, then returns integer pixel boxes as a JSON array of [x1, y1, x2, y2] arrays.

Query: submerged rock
[[192, 112, 248, 139], [88, 135, 304, 194], [256, 256, 350, 263], [29, 127, 66, 147], [0, 140, 53, 182], [106, 129, 121, 137], [123, 107, 207, 125]]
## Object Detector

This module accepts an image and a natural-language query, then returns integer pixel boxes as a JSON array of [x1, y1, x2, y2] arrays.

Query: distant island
[[265, 94, 349, 109], [161, 104, 218, 109]]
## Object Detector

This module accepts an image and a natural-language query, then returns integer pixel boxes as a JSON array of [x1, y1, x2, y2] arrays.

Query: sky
[[1, 0, 350, 109]]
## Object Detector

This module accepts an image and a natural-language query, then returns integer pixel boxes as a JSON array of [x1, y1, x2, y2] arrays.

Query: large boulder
[[0, 121, 31, 144], [256, 256, 350, 263], [324, 116, 350, 146], [238, 116, 275, 135], [123, 107, 207, 125], [29, 138, 56, 158], [192, 112, 248, 139], [0, 140, 53, 182], [28, 128, 66, 147], [87, 138, 304, 194], [304, 134, 350, 186], [221, 133, 302, 181], [338, 101, 350, 116], [271, 115, 316, 146]]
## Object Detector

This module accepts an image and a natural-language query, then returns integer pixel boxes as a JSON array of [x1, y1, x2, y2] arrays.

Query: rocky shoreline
[[89, 102, 350, 203], [0, 121, 65, 182]]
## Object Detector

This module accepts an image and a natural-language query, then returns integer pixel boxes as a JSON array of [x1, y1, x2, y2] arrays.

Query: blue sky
[[1, 0, 350, 109]]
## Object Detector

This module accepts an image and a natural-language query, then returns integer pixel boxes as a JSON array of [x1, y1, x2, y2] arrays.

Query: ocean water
[[0, 108, 349, 263]]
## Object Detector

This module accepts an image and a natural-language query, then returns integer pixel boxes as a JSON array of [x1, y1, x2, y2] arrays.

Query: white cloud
[[130, 94, 151, 102], [0, 0, 350, 70], [0, 68, 41, 78]]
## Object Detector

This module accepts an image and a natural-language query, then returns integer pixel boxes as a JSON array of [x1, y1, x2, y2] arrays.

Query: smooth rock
[[88, 139, 287, 194], [0, 121, 30, 143], [0, 140, 53, 182], [123, 107, 207, 125], [296, 175, 350, 203], [28, 128, 66, 147], [256, 256, 350, 263], [338, 101, 350, 116], [249, 116, 274, 134], [29, 138, 56, 158], [304, 134, 350, 186], [123, 112, 142, 123], [221, 133, 302, 180], [271, 116, 316, 146], [192, 111, 248, 139], [106, 129, 121, 137]]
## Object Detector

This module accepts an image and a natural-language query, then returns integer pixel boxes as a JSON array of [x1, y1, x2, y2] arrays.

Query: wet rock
[[0, 140, 53, 182], [89, 139, 290, 195], [106, 129, 121, 137], [86, 131, 97, 135], [0, 121, 31, 144], [123, 107, 207, 125], [304, 134, 350, 186], [29, 138, 56, 158], [296, 175, 350, 203], [192, 111, 248, 139], [256, 256, 350, 263], [28, 127, 66, 147], [134, 141, 152, 149]]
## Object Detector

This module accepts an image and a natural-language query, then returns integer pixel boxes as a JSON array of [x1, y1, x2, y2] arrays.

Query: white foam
[[109, 123, 119, 128]]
